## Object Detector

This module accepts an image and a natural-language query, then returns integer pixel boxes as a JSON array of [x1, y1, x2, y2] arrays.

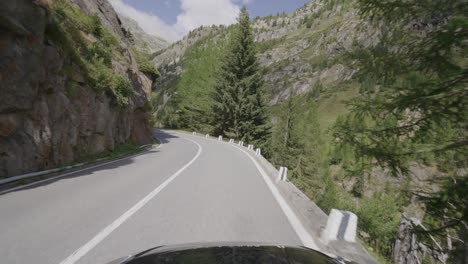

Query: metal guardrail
[[0, 144, 156, 186], [0, 163, 86, 185]]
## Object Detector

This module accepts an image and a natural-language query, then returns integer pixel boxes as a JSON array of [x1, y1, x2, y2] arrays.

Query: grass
[[357, 237, 392, 264], [46, 0, 135, 109], [316, 84, 359, 130]]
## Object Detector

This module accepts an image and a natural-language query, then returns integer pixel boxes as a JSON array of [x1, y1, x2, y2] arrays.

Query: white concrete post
[[192, 132, 196, 135], [205, 134, 209, 138], [229, 139, 234, 143], [281, 167, 288, 181], [277, 167, 285, 182], [277, 167, 288, 182], [255, 148, 261, 156], [323, 209, 358, 243], [218, 136, 222, 141]]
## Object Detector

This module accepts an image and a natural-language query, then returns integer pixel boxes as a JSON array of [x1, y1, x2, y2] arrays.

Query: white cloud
[[109, 0, 241, 42], [236, 0, 253, 4], [110, 0, 180, 41], [175, 0, 240, 35]]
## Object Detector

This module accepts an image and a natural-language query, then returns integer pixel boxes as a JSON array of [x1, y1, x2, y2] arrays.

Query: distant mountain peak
[[119, 15, 169, 54]]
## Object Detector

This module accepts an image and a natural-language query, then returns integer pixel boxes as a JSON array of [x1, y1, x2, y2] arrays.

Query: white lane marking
[[0, 145, 161, 196], [59, 137, 202, 264], [232, 145, 320, 250]]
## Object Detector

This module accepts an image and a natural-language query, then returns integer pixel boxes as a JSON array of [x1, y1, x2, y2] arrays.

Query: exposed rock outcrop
[[0, 0, 153, 177]]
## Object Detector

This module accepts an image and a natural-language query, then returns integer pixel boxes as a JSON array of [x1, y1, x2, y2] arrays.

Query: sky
[[109, 0, 310, 42]]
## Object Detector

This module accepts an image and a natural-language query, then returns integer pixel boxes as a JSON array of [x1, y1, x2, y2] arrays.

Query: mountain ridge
[[119, 15, 169, 54]]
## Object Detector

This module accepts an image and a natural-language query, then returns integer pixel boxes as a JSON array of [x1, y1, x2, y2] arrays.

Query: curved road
[[0, 130, 303, 264]]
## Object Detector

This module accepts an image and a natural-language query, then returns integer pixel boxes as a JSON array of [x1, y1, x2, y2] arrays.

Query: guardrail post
[[229, 139, 234, 144], [205, 134, 209, 138], [192, 132, 196, 135], [218, 136, 223, 141], [323, 209, 358, 243], [277, 166, 288, 182], [255, 148, 261, 156]]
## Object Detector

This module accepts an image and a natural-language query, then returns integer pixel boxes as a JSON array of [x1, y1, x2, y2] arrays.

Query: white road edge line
[[59, 137, 202, 264], [0, 145, 162, 196], [232, 144, 320, 251]]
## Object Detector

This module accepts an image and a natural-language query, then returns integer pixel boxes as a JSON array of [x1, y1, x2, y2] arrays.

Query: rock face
[[0, 0, 153, 177], [120, 16, 169, 54]]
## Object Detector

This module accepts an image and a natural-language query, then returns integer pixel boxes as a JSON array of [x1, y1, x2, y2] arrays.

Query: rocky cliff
[[120, 16, 169, 54], [0, 0, 154, 178]]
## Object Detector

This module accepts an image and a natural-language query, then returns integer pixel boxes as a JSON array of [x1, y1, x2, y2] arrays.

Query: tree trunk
[[454, 222, 468, 264], [393, 215, 419, 264]]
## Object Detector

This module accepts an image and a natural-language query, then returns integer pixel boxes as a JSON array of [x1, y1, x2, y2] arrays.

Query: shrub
[[89, 15, 104, 38], [138, 61, 160, 81], [358, 193, 401, 256], [88, 42, 112, 66], [109, 75, 134, 108]]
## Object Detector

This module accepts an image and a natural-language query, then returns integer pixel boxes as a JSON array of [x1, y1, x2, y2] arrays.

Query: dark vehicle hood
[[107, 242, 355, 264]]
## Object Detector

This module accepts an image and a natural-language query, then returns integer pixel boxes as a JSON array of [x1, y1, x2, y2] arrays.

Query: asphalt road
[[0, 130, 303, 264]]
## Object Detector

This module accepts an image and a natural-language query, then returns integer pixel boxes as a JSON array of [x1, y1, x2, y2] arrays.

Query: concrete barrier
[[205, 134, 209, 138], [247, 144, 254, 150], [323, 209, 357, 243], [238, 141, 244, 147], [229, 139, 234, 144], [192, 132, 196, 135], [277, 167, 288, 182], [218, 136, 223, 141], [255, 148, 261, 156]]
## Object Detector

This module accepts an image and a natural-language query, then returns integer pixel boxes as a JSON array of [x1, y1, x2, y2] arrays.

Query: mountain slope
[[152, 0, 371, 129], [120, 16, 169, 54]]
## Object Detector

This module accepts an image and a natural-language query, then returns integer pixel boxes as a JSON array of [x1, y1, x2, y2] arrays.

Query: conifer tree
[[212, 7, 271, 151], [334, 0, 467, 261]]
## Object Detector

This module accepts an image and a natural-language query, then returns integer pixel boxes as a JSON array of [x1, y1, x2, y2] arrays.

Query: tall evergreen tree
[[271, 93, 324, 199], [212, 7, 271, 151]]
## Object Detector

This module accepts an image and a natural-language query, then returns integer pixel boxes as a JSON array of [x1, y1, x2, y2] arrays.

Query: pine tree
[[212, 7, 271, 151], [334, 0, 467, 261], [271, 93, 325, 199]]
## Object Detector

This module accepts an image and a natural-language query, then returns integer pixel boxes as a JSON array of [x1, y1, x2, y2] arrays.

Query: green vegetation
[[133, 48, 160, 81], [154, 1, 467, 262], [45, 0, 134, 108], [332, 0, 468, 261], [155, 30, 229, 132], [270, 94, 326, 200], [212, 7, 271, 152]]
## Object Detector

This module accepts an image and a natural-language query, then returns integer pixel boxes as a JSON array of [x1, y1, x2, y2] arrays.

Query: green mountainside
[[151, 0, 390, 258], [150, 0, 467, 262], [153, 0, 367, 130]]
